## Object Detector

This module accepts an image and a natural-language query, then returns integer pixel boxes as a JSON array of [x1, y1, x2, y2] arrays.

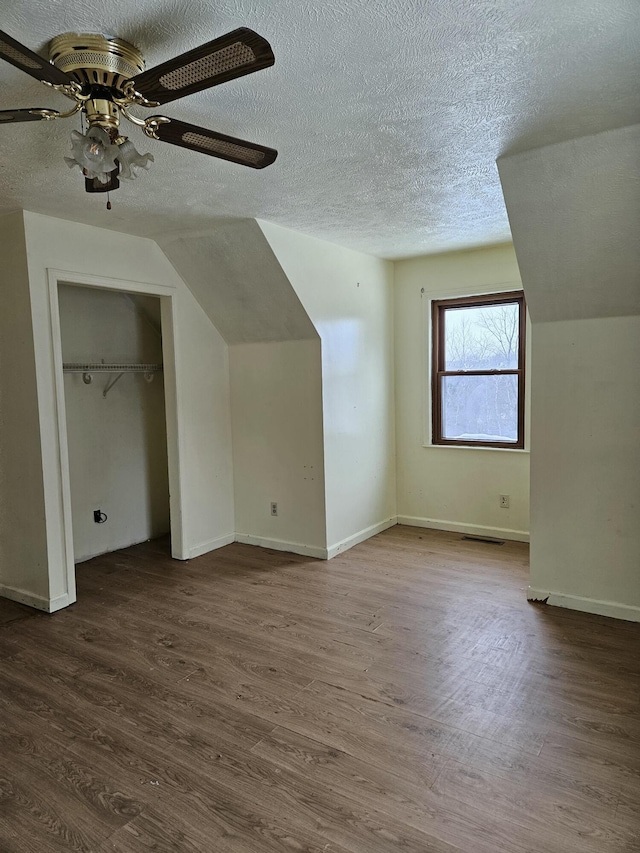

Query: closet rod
[[62, 363, 163, 373]]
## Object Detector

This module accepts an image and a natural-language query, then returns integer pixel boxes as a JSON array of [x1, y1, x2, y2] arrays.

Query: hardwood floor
[[1, 525, 639, 852]]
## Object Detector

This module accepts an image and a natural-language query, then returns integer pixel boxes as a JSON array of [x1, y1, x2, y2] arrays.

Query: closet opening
[[57, 282, 172, 575]]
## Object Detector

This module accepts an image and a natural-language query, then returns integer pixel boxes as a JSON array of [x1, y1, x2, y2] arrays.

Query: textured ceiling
[[0, 0, 638, 259]]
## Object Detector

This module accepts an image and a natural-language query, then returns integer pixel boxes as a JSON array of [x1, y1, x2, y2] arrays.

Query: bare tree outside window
[[432, 292, 525, 448]]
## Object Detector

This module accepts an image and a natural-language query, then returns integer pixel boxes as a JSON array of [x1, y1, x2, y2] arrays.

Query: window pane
[[444, 302, 519, 370], [442, 374, 518, 442]]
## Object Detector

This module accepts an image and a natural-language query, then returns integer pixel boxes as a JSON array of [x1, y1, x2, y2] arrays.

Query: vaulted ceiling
[[1, 1, 638, 258]]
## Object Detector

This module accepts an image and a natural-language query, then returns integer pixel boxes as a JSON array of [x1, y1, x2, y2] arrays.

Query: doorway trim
[[47, 268, 187, 611]]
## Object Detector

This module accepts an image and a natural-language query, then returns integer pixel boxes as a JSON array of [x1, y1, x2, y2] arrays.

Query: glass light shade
[[64, 127, 119, 184], [116, 139, 154, 180]]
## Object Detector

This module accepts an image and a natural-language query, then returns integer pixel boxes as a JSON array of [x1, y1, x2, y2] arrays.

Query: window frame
[[431, 290, 526, 449]]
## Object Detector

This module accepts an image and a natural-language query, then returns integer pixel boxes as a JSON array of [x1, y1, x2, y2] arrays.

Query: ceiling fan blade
[[0, 108, 60, 123], [126, 28, 274, 105], [0, 29, 74, 86], [150, 117, 277, 169]]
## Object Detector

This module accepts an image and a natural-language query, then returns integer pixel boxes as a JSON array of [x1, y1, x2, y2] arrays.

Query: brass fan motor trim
[[47, 34, 151, 132], [48, 33, 145, 91]]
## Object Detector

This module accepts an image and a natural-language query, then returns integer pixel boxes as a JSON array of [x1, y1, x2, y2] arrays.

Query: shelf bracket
[[103, 372, 125, 398]]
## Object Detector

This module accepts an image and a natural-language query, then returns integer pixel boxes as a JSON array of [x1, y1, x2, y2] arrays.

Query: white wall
[[259, 222, 396, 553], [14, 211, 234, 611], [394, 244, 530, 541], [159, 221, 326, 557], [230, 339, 327, 555], [528, 316, 640, 620], [500, 123, 640, 621], [0, 212, 50, 607], [58, 285, 170, 562]]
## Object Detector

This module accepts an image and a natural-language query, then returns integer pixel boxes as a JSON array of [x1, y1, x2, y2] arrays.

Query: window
[[431, 291, 526, 448]]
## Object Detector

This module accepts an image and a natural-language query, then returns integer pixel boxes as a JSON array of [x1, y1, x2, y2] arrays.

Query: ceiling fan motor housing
[[49, 34, 146, 134], [48, 33, 144, 91]]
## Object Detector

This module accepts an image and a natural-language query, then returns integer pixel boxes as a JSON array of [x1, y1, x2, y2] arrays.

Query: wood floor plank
[[431, 758, 632, 852], [0, 645, 274, 757], [96, 805, 356, 853], [1, 525, 639, 852], [150, 735, 463, 853], [540, 729, 640, 795], [0, 758, 115, 853], [250, 727, 602, 853], [0, 714, 144, 826], [0, 598, 34, 627]]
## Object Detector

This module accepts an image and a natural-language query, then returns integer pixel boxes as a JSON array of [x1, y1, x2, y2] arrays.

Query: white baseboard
[[235, 533, 327, 560], [326, 517, 398, 559], [187, 533, 236, 560], [397, 515, 529, 543], [527, 587, 640, 623], [0, 584, 71, 613]]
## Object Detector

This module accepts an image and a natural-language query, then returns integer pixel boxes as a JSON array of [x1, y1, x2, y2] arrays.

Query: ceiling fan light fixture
[[0, 24, 278, 198], [64, 126, 119, 182], [116, 138, 154, 180]]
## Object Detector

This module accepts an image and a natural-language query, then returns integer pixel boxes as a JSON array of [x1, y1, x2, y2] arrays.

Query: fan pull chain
[[106, 191, 112, 211]]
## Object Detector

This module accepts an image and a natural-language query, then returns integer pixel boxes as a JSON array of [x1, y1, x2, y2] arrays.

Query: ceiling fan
[[0, 27, 277, 197]]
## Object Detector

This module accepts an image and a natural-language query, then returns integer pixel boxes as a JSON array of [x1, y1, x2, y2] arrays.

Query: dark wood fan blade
[[0, 29, 74, 86], [126, 28, 274, 105], [150, 117, 277, 169], [0, 108, 60, 123]]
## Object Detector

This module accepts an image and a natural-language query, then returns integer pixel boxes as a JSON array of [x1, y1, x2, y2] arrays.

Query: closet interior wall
[[58, 283, 170, 563]]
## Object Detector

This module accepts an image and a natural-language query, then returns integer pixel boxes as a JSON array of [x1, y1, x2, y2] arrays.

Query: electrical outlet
[[499, 494, 510, 509], [270, 502, 278, 517]]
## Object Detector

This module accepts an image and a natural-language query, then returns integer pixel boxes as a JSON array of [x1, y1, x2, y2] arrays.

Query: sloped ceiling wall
[[498, 123, 640, 323], [157, 219, 317, 344]]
